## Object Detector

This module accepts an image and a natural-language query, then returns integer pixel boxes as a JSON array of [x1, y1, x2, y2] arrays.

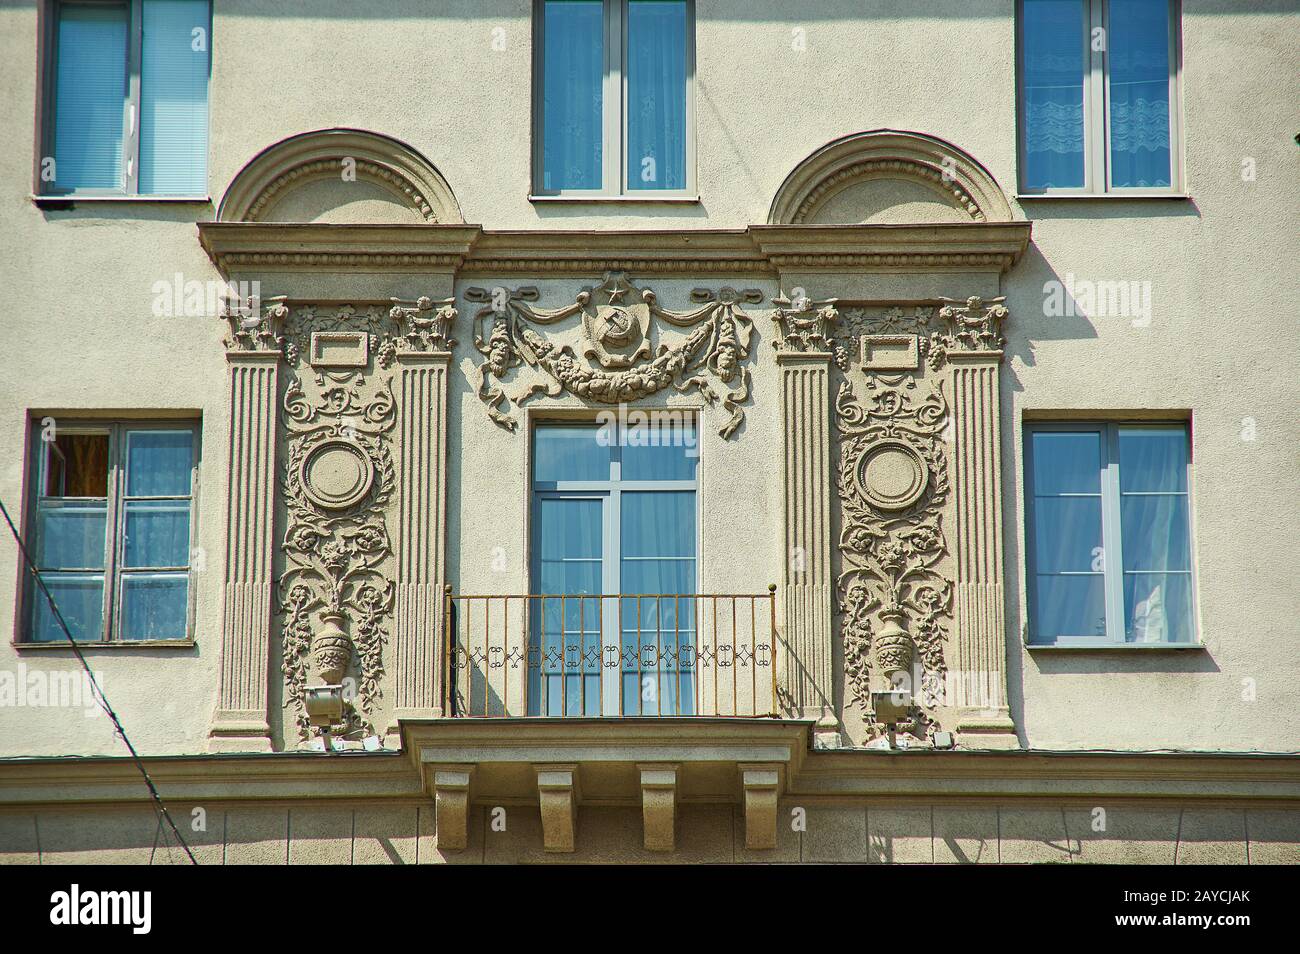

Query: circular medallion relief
[[856, 439, 929, 511], [300, 440, 374, 511]]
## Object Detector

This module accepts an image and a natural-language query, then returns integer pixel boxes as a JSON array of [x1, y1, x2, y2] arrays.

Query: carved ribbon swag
[[468, 272, 759, 438]]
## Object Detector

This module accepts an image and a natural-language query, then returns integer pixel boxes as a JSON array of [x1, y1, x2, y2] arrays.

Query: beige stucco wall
[[2, 799, 1297, 865], [0, 1, 1297, 758]]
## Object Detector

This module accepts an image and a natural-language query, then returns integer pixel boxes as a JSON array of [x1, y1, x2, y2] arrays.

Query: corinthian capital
[[389, 295, 458, 354], [771, 291, 840, 354]]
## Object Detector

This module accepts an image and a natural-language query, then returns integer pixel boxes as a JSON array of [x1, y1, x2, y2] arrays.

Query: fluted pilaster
[[210, 350, 280, 751], [388, 350, 452, 728], [948, 350, 1017, 747], [777, 351, 837, 740]]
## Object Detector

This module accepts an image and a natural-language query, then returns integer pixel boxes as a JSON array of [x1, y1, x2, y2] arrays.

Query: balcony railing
[[445, 590, 778, 718]]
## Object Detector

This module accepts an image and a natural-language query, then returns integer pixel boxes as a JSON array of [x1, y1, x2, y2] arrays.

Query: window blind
[[139, 0, 210, 195], [53, 3, 129, 192]]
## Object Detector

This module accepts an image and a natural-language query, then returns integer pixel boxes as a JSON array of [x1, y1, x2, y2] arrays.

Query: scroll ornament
[[277, 307, 396, 742], [835, 371, 952, 742], [468, 272, 759, 438]]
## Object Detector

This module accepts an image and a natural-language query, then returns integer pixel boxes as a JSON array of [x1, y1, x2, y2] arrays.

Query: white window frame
[[531, 0, 697, 199], [1023, 421, 1199, 648], [1016, 0, 1184, 197]]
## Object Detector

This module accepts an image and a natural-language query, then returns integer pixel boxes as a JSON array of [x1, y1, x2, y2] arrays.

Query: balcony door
[[530, 418, 697, 716]]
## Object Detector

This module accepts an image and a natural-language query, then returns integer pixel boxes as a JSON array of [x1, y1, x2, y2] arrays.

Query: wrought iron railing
[[444, 588, 778, 718]]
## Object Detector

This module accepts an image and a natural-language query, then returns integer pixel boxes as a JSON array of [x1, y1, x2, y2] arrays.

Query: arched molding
[[768, 130, 1014, 226], [217, 128, 462, 224]]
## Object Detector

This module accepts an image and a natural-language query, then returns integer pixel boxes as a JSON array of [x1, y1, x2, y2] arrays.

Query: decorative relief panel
[[467, 271, 759, 437], [831, 297, 1012, 745], [276, 305, 409, 742], [834, 351, 952, 744]]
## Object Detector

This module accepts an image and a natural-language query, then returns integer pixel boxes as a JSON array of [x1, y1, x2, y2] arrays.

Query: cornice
[[1, 732, 1294, 808], [197, 221, 1032, 280], [197, 223, 481, 274]]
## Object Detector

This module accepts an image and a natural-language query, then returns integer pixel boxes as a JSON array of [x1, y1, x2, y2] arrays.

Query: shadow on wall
[[998, 218, 1220, 727]]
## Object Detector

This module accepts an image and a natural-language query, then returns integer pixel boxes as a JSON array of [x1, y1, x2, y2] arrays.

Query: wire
[[0, 495, 197, 865]]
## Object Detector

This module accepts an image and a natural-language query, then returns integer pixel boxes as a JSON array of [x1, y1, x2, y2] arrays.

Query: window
[[24, 421, 198, 643], [1017, 0, 1181, 194], [533, 0, 694, 197], [41, 0, 211, 196], [1024, 422, 1196, 646], [530, 417, 698, 715]]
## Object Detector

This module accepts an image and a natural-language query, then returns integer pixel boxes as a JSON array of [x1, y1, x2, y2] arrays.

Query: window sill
[[32, 194, 212, 209], [529, 194, 701, 204], [1025, 642, 1204, 652], [1016, 192, 1190, 201], [13, 639, 196, 650]]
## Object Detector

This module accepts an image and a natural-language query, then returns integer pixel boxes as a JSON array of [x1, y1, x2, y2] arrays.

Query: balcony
[[445, 590, 779, 718]]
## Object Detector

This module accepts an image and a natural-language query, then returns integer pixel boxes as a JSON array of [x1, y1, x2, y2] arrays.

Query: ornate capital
[[388, 296, 457, 356], [222, 298, 289, 355], [771, 292, 840, 354], [928, 296, 1008, 368]]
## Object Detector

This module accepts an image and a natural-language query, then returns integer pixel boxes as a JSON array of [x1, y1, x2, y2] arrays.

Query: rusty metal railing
[[444, 587, 778, 718]]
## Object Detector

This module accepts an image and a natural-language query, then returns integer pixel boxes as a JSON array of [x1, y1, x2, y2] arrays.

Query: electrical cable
[[0, 495, 197, 865]]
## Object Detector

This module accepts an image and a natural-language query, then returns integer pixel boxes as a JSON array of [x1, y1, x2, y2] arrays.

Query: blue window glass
[[530, 420, 697, 714], [537, 0, 691, 195], [31, 431, 110, 642], [26, 424, 195, 643], [621, 415, 697, 480], [1027, 430, 1107, 642], [126, 430, 193, 496], [620, 491, 695, 714], [1107, 0, 1172, 188], [139, 0, 210, 195], [541, 0, 605, 191], [53, 3, 128, 192], [1021, 0, 1086, 190], [47, 1, 210, 196], [1025, 423, 1196, 645], [534, 423, 611, 482], [626, 0, 687, 191], [1118, 427, 1192, 643]]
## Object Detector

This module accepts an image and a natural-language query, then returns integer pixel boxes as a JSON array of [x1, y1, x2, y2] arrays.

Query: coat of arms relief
[[468, 271, 759, 438]]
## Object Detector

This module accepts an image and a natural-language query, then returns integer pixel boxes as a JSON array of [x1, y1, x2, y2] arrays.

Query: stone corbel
[[739, 763, 782, 850], [535, 764, 579, 853], [430, 765, 475, 853], [637, 764, 678, 852]]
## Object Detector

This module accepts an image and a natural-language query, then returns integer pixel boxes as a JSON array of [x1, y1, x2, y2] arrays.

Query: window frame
[[1023, 420, 1198, 648], [1015, 0, 1184, 197], [530, 0, 697, 200], [37, 0, 213, 199], [20, 418, 200, 645], [528, 417, 700, 715]]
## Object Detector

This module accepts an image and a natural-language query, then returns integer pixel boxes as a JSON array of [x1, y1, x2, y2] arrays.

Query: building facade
[[0, 0, 1297, 864]]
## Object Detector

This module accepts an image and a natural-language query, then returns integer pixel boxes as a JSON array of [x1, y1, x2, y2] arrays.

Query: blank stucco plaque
[[310, 331, 369, 368], [861, 333, 919, 371]]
